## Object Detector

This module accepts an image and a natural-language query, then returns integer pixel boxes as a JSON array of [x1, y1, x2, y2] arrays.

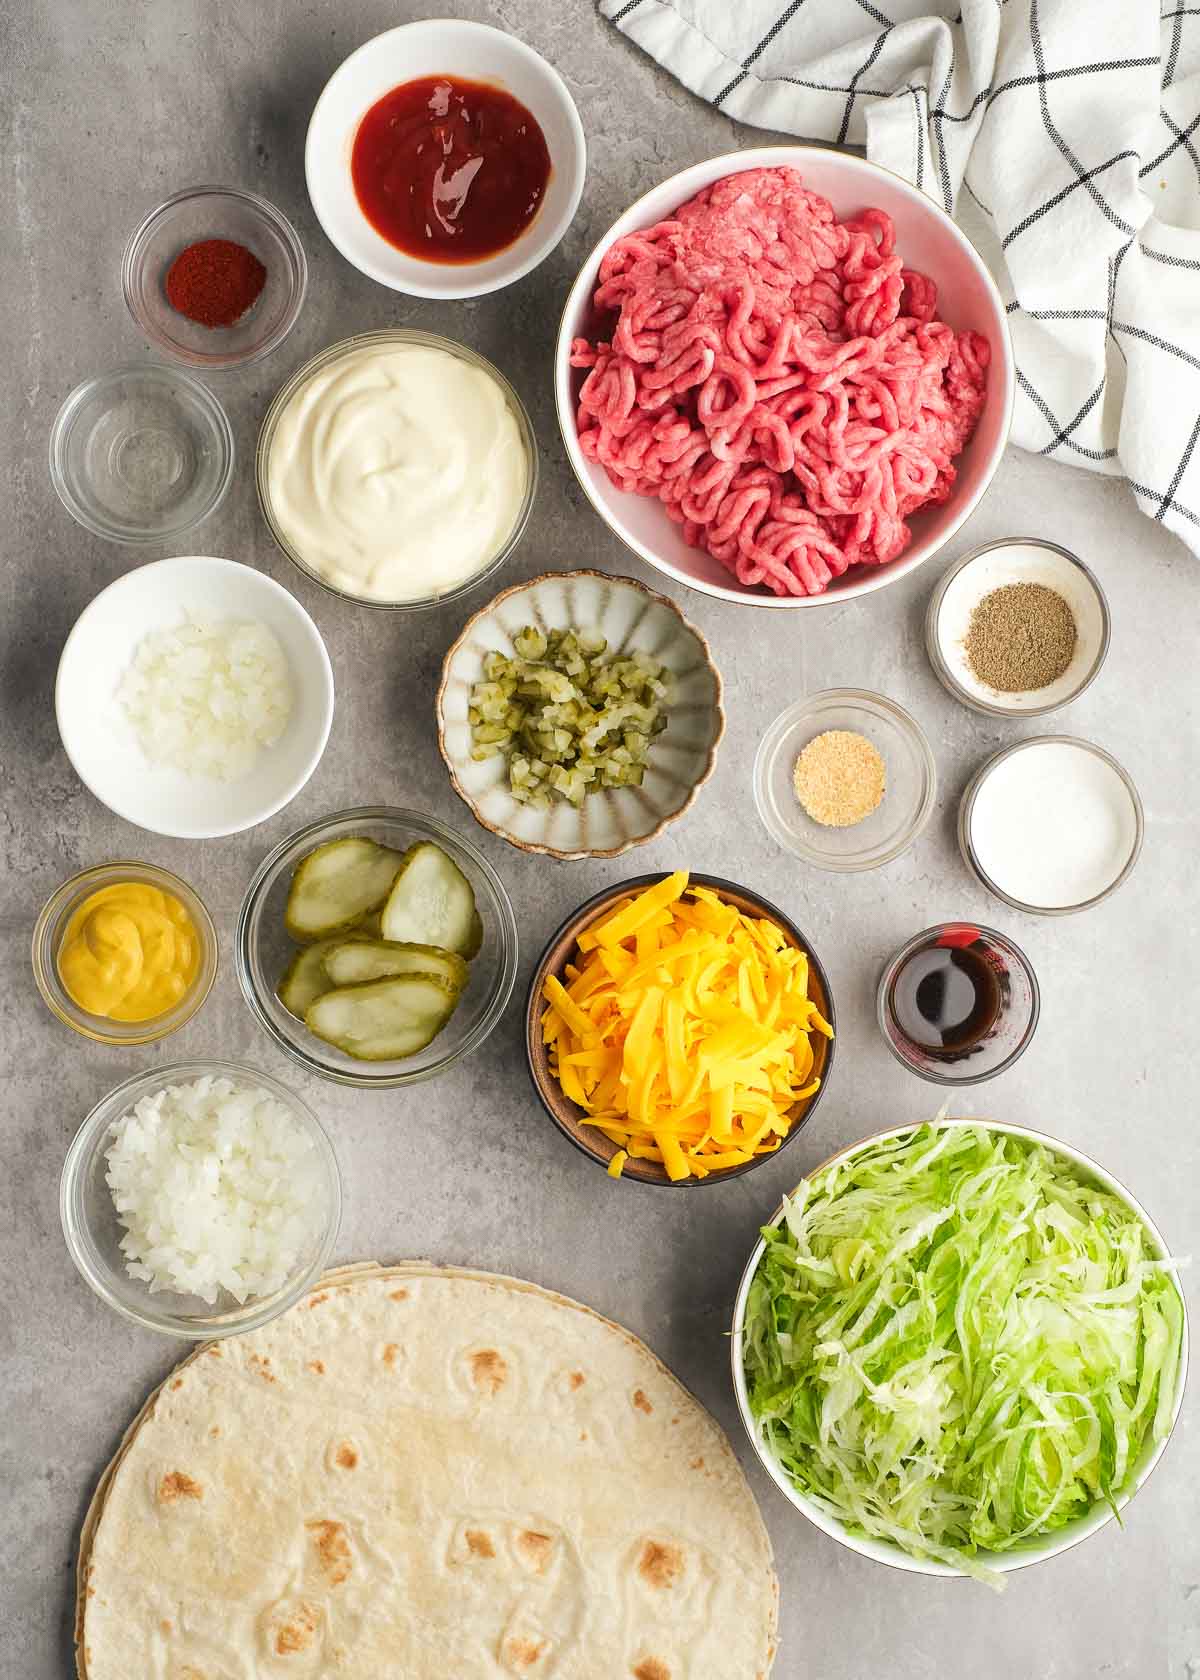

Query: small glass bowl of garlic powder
[[258, 329, 537, 609], [754, 689, 937, 871]]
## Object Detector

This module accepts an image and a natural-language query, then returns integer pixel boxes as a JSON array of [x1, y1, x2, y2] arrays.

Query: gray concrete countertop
[[3, 4, 1196, 1676]]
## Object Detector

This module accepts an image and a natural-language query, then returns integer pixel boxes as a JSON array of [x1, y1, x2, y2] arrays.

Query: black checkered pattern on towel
[[600, 0, 1200, 552]]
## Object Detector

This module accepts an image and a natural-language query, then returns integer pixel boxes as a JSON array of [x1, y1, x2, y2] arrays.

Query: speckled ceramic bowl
[[437, 571, 724, 859]]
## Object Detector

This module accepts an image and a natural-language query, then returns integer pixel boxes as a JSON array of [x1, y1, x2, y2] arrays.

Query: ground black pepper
[[963, 582, 1077, 693]]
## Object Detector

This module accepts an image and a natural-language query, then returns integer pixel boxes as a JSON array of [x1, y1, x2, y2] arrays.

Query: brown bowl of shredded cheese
[[753, 689, 936, 871]]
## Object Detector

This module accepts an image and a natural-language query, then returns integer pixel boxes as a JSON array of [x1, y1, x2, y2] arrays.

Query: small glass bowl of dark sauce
[[876, 923, 1039, 1085]]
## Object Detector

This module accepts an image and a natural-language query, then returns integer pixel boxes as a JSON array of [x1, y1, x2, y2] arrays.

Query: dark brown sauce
[[889, 941, 1003, 1058]]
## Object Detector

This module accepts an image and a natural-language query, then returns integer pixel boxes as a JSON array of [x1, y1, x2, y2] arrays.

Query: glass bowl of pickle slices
[[236, 806, 518, 1087]]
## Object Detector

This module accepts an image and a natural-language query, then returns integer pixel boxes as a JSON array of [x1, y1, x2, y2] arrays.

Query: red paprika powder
[[164, 239, 267, 328]]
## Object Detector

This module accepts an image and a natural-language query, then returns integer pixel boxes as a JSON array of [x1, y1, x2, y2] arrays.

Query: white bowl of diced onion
[[61, 1061, 341, 1337], [55, 555, 334, 839]]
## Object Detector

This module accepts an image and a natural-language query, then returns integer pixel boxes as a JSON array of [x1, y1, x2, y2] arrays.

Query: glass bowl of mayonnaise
[[256, 329, 538, 610], [32, 862, 218, 1046]]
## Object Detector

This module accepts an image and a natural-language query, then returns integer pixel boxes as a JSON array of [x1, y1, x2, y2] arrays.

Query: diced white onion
[[104, 1075, 325, 1304], [117, 614, 293, 781]]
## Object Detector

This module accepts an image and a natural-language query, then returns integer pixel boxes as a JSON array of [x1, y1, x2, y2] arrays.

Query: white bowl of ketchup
[[306, 20, 586, 299]]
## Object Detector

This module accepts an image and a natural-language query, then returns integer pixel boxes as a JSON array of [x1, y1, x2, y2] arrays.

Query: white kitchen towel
[[600, 0, 1200, 556]]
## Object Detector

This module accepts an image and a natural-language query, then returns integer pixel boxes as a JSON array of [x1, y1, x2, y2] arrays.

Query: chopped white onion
[[117, 613, 293, 781], [104, 1075, 325, 1304]]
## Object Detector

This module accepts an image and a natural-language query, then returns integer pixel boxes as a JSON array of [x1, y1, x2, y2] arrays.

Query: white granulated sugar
[[969, 740, 1138, 909], [116, 613, 293, 781], [104, 1075, 325, 1304]]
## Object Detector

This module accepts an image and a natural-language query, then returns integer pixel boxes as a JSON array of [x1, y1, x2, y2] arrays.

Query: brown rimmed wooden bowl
[[525, 872, 836, 1186]]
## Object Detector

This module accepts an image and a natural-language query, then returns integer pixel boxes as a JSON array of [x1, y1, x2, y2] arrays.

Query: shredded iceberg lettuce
[[742, 1124, 1184, 1584]]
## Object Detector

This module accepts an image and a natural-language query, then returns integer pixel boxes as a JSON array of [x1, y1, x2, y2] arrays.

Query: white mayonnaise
[[265, 341, 529, 603]]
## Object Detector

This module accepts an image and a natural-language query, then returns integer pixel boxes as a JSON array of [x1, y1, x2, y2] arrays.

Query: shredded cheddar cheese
[[541, 872, 832, 1182]]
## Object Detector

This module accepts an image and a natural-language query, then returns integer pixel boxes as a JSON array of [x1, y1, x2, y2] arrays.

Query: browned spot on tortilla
[[337, 1285, 351, 1294], [470, 1349, 508, 1395], [275, 1600, 320, 1655], [390, 1287, 409, 1300], [308, 1292, 329, 1308], [308, 1360, 325, 1375], [307, 1519, 352, 1586], [502, 1635, 547, 1671], [579, 1431, 588, 1441], [638, 1540, 683, 1590], [159, 1618, 172, 1635], [632, 1388, 653, 1414], [381, 1343, 400, 1368], [158, 1471, 203, 1503], [568, 1370, 585, 1390], [634, 1660, 671, 1680], [207, 1347, 222, 1358], [335, 1443, 358, 1470], [516, 1530, 554, 1572], [209, 1425, 220, 1437], [248, 1354, 275, 1383], [466, 1529, 495, 1558], [690, 1457, 705, 1470], [170, 1378, 183, 1391]]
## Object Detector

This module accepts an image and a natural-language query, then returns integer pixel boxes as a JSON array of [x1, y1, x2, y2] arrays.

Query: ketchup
[[351, 76, 552, 263]]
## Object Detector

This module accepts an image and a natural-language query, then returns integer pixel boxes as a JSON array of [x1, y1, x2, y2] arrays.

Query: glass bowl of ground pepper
[[754, 689, 937, 871], [123, 185, 307, 370], [925, 538, 1111, 717]]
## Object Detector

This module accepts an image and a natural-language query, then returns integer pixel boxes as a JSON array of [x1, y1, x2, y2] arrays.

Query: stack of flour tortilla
[[76, 1264, 778, 1678]]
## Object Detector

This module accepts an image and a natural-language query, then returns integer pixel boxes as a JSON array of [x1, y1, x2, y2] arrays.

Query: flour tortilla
[[76, 1264, 777, 1679]]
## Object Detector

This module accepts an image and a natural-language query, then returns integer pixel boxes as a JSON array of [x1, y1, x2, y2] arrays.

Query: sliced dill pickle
[[356, 909, 385, 938], [322, 939, 469, 993], [284, 837, 404, 940], [277, 933, 371, 1020], [305, 974, 460, 1061], [380, 842, 483, 958]]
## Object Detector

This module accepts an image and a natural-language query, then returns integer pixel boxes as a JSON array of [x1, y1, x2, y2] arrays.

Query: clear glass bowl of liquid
[[49, 363, 234, 543], [876, 922, 1040, 1086]]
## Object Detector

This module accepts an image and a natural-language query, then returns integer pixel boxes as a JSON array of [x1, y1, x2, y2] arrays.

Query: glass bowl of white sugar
[[959, 737, 1143, 915]]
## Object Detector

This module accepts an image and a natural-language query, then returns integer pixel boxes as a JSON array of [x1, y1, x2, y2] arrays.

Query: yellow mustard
[[58, 882, 200, 1022]]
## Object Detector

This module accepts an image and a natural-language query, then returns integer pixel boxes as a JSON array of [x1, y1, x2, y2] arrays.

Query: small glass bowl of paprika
[[32, 862, 218, 1046], [123, 185, 307, 370]]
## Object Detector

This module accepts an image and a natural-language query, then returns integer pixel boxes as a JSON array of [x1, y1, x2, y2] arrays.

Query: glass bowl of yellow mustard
[[32, 862, 217, 1045]]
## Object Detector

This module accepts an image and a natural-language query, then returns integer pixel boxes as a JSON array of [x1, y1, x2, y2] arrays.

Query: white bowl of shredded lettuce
[[732, 1121, 1187, 1585]]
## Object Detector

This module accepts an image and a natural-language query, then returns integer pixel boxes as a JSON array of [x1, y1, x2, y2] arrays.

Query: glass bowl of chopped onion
[[60, 1061, 341, 1337], [753, 689, 936, 871]]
